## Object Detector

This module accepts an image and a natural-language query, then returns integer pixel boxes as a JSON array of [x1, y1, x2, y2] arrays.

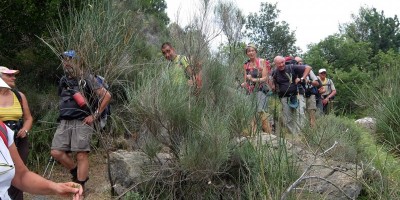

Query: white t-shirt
[[0, 125, 15, 200]]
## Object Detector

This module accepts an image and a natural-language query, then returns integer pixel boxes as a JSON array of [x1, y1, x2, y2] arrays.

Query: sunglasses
[[3, 74, 16, 77], [319, 72, 326, 74]]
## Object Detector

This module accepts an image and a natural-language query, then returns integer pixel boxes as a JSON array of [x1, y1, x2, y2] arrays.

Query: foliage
[[357, 50, 400, 146], [28, 107, 59, 172], [304, 35, 372, 116], [245, 2, 297, 59], [302, 115, 361, 162], [214, 1, 246, 67], [125, 54, 299, 198], [340, 7, 400, 56]]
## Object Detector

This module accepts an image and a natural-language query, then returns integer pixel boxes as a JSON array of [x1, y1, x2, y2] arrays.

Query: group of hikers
[[161, 42, 337, 135], [0, 42, 336, 199]]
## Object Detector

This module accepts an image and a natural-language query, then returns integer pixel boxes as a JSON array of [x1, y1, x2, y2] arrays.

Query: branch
[[319, 141, 338, 156]]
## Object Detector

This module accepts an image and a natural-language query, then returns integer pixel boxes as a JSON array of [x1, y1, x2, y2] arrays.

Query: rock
[[355, 117, 376, 133], [109, 150, 173, 196]]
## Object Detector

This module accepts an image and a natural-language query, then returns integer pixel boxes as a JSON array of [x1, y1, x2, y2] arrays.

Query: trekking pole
[[43, 156, 55, 179]]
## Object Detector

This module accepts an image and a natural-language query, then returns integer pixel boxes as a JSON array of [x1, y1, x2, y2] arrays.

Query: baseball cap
[[318, 68, 327, 74], [0, 66, 20, 75], [61, 50, 78, 59], [0, 77, 11, 89]]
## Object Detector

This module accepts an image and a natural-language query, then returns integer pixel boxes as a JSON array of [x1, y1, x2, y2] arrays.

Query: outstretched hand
[[54, 182, 83, 200]]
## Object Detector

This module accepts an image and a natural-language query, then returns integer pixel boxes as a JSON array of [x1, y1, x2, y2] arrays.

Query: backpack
[[304, 75, 322, 98], [0, 121, 9, 147], [319, 77, 335, 99], [59, 75, 110, 126]]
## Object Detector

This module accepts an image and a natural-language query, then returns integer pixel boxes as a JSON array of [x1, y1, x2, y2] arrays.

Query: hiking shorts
[[51, 119, 94, 152], [306, 95, 317, 110], [257, 91, 269, 112]]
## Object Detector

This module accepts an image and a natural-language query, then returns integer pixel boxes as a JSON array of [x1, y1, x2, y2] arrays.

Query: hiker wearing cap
[[50, 50, 111, 191], [317, 69, 336, 114], [241, 43, 273, 135], [161, 42, 196, 86], [0, 78, 83, 200], [272, 56, 317, 134], [0, 66, 33, 199]]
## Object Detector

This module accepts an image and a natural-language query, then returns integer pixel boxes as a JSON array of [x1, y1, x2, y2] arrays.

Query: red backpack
[[0, 121, 9, 147]]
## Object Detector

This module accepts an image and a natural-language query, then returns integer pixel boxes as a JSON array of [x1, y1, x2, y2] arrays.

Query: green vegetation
[[1, 0, 400, 199]]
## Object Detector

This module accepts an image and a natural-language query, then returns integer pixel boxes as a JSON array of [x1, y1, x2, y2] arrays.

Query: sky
[[165, 0, 400, 51]]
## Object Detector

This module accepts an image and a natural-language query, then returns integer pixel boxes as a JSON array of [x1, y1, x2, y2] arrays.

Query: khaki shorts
[[51, 119, 94, 152], [306, 95, 317, 110]]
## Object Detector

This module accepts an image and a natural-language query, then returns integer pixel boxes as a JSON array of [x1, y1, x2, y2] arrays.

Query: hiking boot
[[70, 166, 78, 182], [74, 177, 89, 196]]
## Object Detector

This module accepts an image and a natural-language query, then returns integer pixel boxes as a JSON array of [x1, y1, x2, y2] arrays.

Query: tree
[[214, 1, 245, 66], [305, 35, 372, 72], [245, 2, 297, 59], [340, 7, 400, 55]]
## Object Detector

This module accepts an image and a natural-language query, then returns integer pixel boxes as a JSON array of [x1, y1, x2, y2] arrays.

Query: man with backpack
[[50, 50, 111, 191], [317, 69, 336, 114], [272, 56, 318, 134], [294, 57, 324, 127], [161, 42, 195, 86]]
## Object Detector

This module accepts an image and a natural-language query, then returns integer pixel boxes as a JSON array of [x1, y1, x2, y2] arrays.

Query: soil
[[24, 152, 111, 200]]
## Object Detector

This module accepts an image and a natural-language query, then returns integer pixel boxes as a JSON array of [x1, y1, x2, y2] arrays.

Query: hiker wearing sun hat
[[0, 66, 34, 199], [240, 43, 273, 135]]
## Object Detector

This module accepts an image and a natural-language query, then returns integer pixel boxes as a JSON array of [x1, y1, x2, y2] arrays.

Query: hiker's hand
[[322, 98, 329, 105], [246, 75, 252, 80], [318, 87, 326, 94], [83, 115, 95, 125], [52, 182, 83, 200], [16, 129, 28, 138]]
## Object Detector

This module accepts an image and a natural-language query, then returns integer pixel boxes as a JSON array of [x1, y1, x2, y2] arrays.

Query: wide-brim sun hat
[[0, 77, 11, 89], [0, 66, 20, 75]]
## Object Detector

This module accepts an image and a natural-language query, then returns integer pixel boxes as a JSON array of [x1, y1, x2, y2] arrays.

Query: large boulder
[[109, 150, 173, 195]]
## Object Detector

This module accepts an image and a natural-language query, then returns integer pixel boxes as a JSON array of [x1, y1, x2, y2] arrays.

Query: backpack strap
[[0, 121, 9, 147], [11, 88, 23, 111]]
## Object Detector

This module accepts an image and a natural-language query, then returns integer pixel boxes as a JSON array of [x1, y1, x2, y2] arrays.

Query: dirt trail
[[25, 152, 111, 200]]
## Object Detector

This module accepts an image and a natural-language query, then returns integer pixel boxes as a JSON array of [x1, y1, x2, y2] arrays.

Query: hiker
[[161, 42, 195, 86], [0, 78, 83, 200], [317, 68, 336, 114], [241, 43, 273, 134], [272, 56, 317, 134], [50, 50, 111, 191], [0, 66, 33, 200], [293, 58, 324, 127]]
